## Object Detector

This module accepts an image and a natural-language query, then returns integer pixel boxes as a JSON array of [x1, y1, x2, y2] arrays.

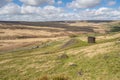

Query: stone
[[58, 54, 69, 59]]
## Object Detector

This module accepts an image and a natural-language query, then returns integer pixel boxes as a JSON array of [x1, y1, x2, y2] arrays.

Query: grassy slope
[[0, 33, 120, 80]]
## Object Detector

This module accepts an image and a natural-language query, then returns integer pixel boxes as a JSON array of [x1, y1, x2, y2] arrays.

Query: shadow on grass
[[111, 26, 120, 32]]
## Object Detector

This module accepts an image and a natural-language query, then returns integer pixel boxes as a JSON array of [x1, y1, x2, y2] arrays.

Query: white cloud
[[20, 0, 55, 6], [21, 5, 41, 14], [0, 0, 120, 21], [67, 0, 101, 9], [108, 0, 116, 6], [0, 14, 47, 21], [57, 0, 63, 5], [20, 5, 64, 19], [43, 6, 64, 14], [0, 3, 21, 15], [42, 6, 64, 20], [0, 0, 12, 7], [1, 7, 120, 21], [78, 7, 120, 20]]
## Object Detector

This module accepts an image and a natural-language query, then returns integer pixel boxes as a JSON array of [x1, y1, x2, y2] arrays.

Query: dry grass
[[68, 21, 109, 34], [0, 30, 120, 80], [1, 21, 120, 52], [0, 23, 68, 52], [63, 32, 120, 57]]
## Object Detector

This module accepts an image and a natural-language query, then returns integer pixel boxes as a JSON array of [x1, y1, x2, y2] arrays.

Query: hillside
[[0, 21, 120, 80], [0, 20, 119, 52]]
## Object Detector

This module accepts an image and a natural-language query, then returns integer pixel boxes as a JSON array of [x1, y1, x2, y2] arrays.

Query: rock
[[115, 40, 120, 44], [103, 55, 109, 60], [68, 62, 77, 67], [78, 69, 83, 76], [36, 46, 39, 48], [58, 54, 69, 59], [32, 46, 39, 49]]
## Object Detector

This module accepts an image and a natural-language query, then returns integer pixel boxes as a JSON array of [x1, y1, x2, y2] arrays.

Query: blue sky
[[13, 0, 22, 6], [12, 0, 120, 9], [0, 0, 120, 21]]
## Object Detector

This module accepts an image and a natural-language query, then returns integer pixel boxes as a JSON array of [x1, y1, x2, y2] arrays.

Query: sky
[[0, 0, 120, 21]]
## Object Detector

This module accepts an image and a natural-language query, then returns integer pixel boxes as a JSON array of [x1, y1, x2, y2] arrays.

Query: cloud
[[77, 7, 120, 20], [0, 14, 47, 21], [108, 0, 116, 6], [41, 6, 64, 20], [0, 0, 120, 21], [43, 6, 64, 14], [0, 3, 21, 15], [1, 7, 120, 21], [0, 0, 12, 7], [67, 0, 101, 9], [0, 3, 73, 21], [19, 0, 55, 6], [57, 0, 63, 5], [21, 5, 41, 14], [20, 5, 64, 19]]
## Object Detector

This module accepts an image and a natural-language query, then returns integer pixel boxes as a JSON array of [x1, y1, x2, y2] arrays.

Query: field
[[0, 21, 120, 80]]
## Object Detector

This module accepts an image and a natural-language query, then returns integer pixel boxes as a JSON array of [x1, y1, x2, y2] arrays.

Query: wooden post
[[88, 36, 96, 43]]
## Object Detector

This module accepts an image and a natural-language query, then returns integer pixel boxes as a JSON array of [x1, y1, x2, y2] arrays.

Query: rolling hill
[[0, 21, 120, 80]]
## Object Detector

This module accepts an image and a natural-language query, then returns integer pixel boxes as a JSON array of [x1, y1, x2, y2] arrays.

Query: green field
[[0, 32, 120, 80]]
